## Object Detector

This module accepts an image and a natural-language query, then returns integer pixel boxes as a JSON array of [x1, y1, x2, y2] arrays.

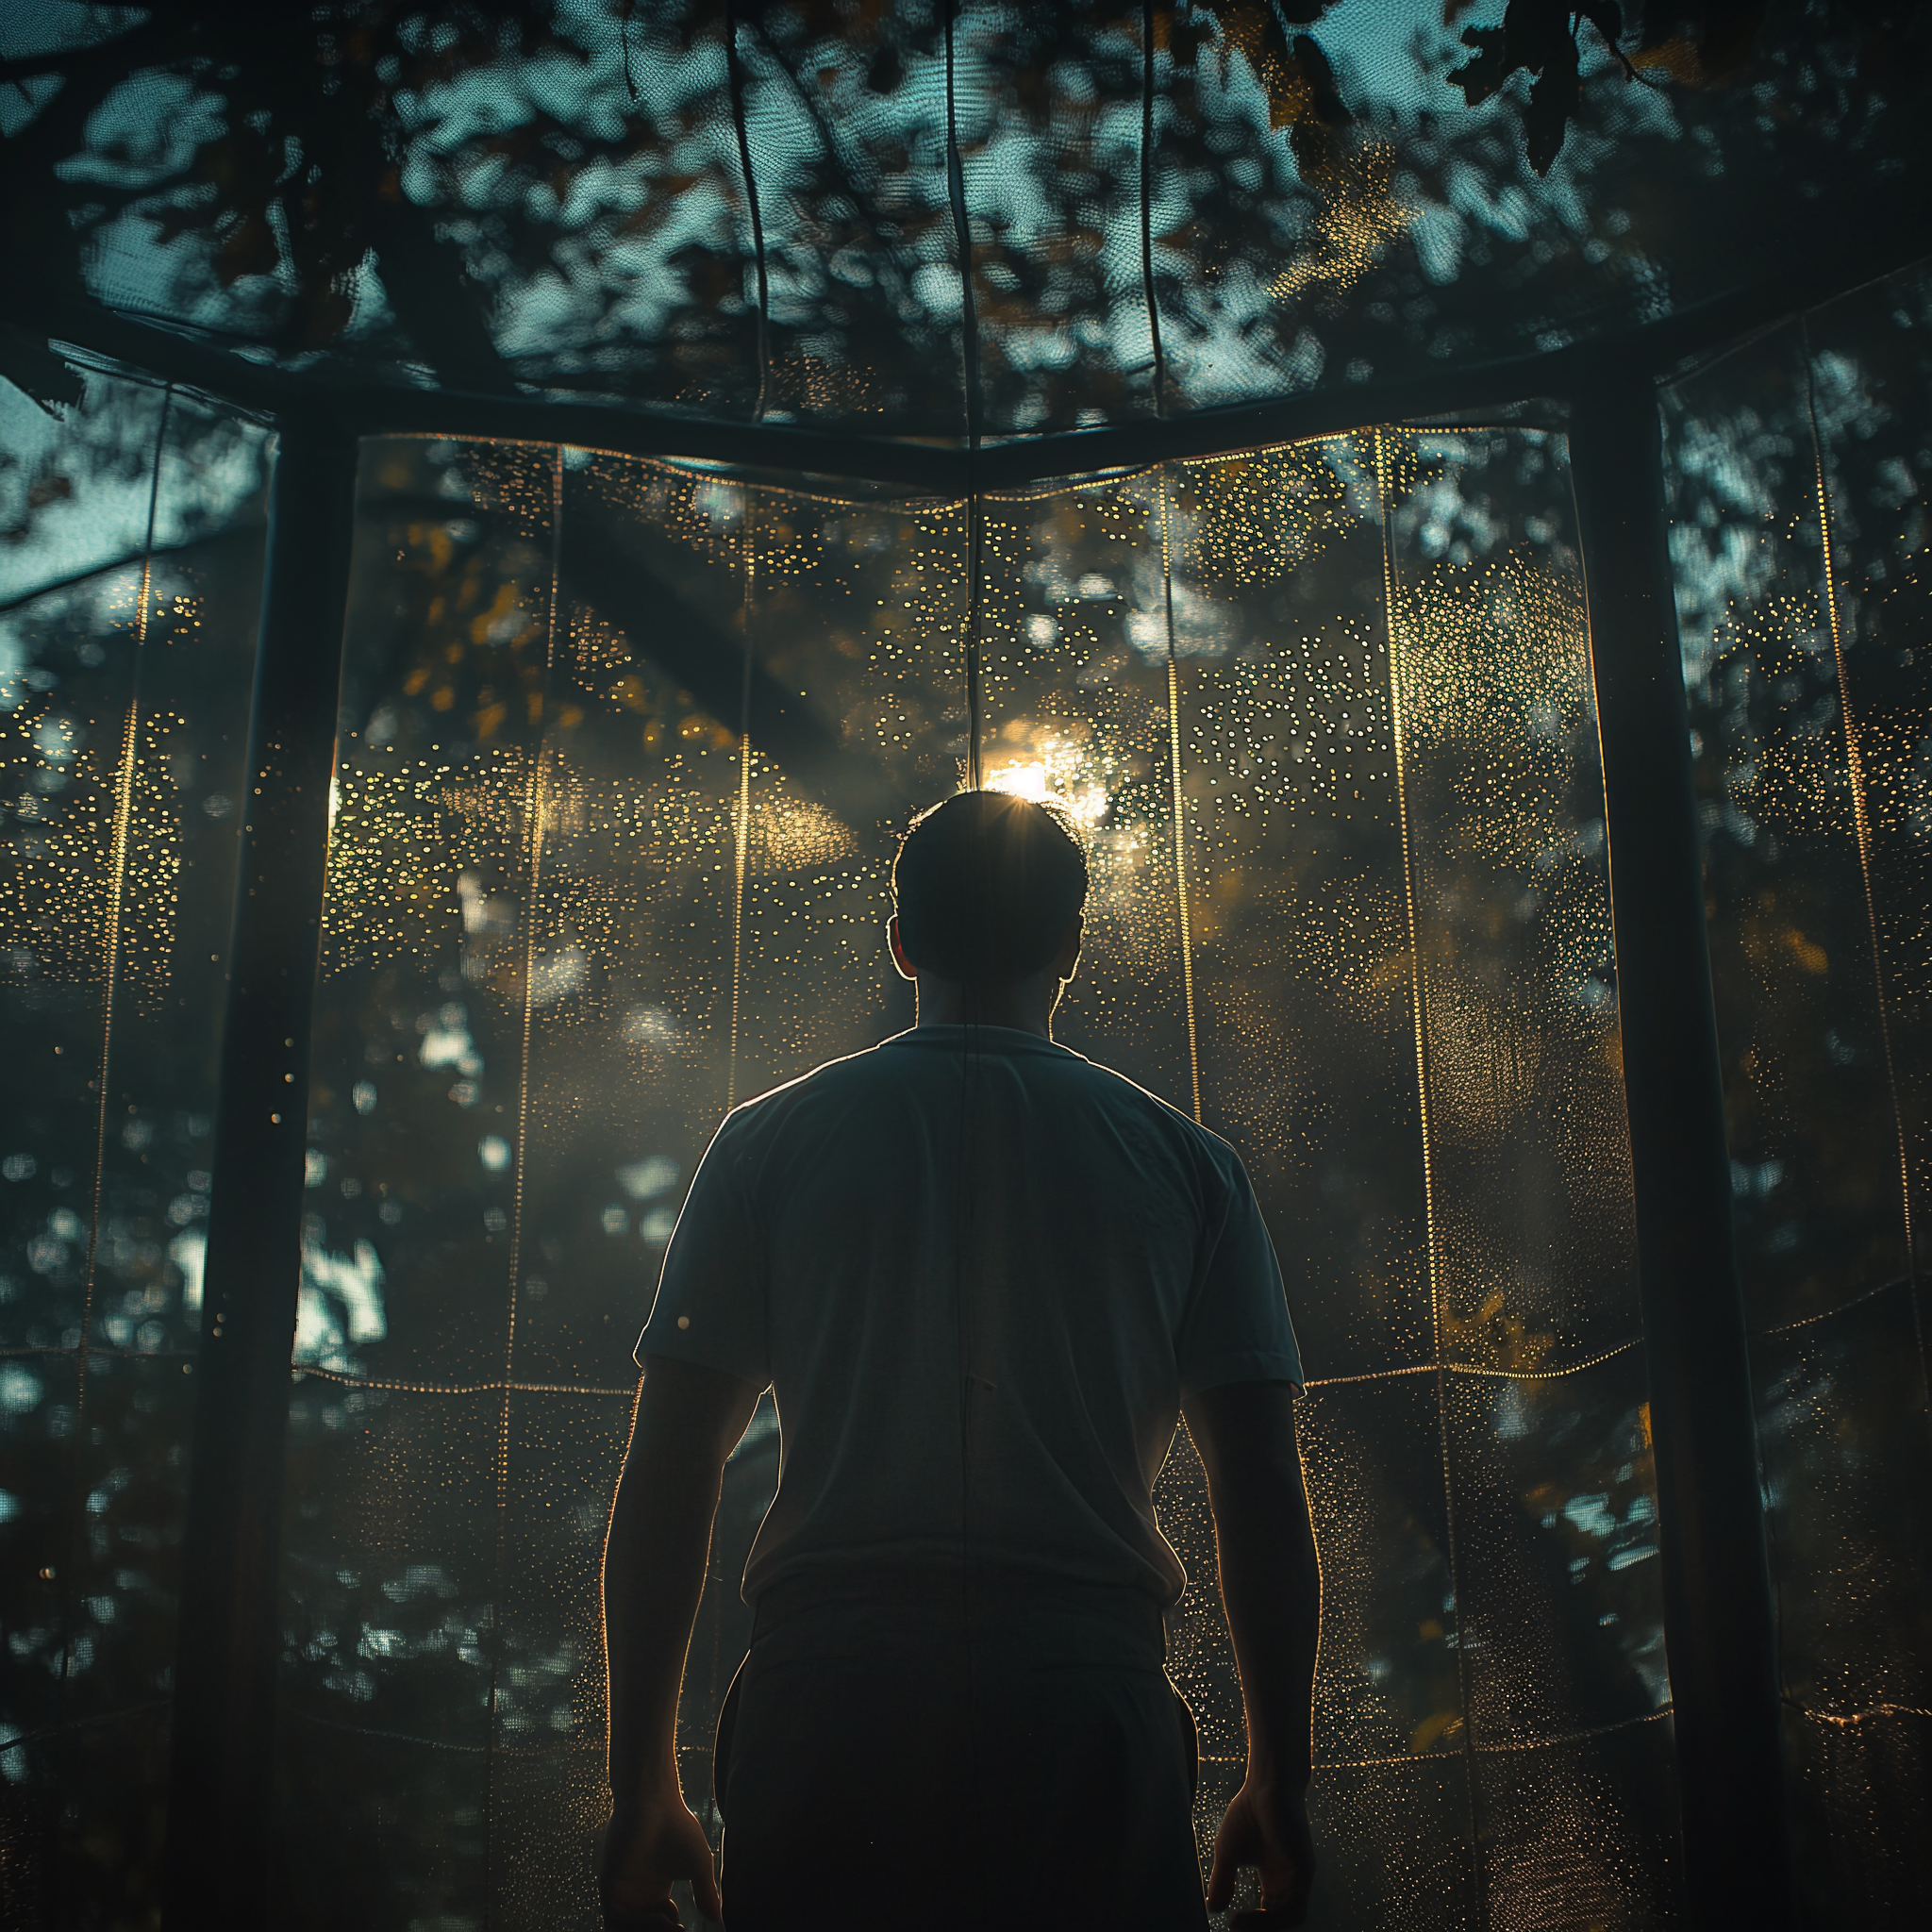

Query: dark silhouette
[[599, 791, 1321, 1930]]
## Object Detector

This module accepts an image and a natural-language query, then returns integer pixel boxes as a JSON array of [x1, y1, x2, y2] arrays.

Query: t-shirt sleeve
[[1174, 1150, 1304, 1398], [635, 1119, 769, 1388]]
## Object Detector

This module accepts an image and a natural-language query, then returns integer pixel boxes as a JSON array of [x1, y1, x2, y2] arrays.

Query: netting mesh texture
[[1665, 261, 1932, 1928], [275, 416, 1673, 1929], [6, 3, 1924, 435], [0, 373, 272, 1919], [0, 264, 1929, 1929]]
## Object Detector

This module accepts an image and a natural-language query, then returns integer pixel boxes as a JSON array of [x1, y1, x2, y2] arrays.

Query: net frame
[[5, 54, 1930, 1915]]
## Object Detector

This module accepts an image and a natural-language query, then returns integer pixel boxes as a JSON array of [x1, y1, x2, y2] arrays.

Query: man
[[600, 790, 1321, 1930]]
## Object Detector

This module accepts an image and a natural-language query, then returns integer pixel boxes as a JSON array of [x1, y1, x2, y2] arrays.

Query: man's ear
[[888, 913, 918, 983]]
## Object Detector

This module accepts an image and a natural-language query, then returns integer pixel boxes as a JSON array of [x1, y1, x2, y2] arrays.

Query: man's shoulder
[[1058, 1051, 1247, 1178], [716, 1037, 909, 1134]]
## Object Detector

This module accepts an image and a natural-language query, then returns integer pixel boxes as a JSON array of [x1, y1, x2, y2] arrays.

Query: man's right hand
[[599, 1788, 724, 1930], [1206, 1774, 1316, 1924], [1184, 1379, 1322, 1925]]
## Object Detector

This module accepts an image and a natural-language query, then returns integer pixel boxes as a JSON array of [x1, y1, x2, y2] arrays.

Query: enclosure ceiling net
[[0, 1, 1925, 437]]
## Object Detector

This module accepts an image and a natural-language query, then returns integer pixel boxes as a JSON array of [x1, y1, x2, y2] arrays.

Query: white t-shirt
[[637, 1024, 1303, 1605]]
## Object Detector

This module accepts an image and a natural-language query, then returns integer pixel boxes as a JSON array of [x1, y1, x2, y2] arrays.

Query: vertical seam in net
[[1158, 469, 1201, 1122], [1374, 426, 1483, 1892], [946, 0, 984, 786], [1140, 0, 1168, 418], [63, 384, 171, 1756], [1802, 323, 1926, 1407], [728, 484, 757, 1108], [490, 447, 566, 1904], [726, 2, 771, 423], [965, 487, 983, 789], [80, 383, 170, 1402]]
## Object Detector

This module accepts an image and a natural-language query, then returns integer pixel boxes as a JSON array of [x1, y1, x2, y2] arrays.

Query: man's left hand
[[600, 1788, 723, 1929]]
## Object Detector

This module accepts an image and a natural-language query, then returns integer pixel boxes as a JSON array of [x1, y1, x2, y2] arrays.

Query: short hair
[[891, 790, 1089, 980]]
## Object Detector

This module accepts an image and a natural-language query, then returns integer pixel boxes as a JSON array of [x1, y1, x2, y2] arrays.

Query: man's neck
[[913, 974, 1058, 1039]]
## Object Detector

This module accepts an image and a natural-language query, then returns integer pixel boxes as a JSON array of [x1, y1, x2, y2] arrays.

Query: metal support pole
[[161, 422, 358, 1931], [1569, 384, 1794, 1924]]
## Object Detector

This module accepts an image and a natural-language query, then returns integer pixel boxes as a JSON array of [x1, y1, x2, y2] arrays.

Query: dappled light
[[1, 5, 1929, 1928]]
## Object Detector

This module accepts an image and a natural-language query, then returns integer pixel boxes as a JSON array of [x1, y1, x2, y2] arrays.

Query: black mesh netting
[[2, 4, 1930, 1929], [0, 3, 1926, 436], [266, 413, 1682, 1929], [0, 374, 273, 1918], [1664, 262, 1932, 1927]]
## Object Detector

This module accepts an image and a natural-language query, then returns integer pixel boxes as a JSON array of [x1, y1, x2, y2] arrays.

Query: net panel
[[1664, 259, 1932, 1926], [976, 471, 1195, 1098], [1174, 425, 1672, 1923], [1175, 437, 1425, 1377], [7, 4, 1922, 439], [277, 420, 1668, 1926], [1388, 429, 1673, 1912], [280, 438, 967, 1924], [0, 374, 269, 1922]]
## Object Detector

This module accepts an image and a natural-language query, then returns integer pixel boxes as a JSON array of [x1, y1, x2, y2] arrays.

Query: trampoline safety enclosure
[[0, 4, 1928, 1929]]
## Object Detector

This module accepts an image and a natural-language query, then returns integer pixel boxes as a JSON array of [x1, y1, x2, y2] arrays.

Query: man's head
[[890, 790, 1088, 1004]]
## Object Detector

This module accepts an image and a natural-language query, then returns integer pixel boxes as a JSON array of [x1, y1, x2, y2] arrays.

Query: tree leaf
[[1446, 0, 1624, 173], [1449, 24, 1516, 108], [1577, 0, 1625, 50], [1524, 26, 1581, 174]]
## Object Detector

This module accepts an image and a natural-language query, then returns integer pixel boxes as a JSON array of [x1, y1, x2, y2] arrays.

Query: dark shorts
[[715, 1571, 1208, 1932]]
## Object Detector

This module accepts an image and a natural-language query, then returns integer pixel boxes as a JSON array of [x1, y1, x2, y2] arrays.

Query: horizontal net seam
[[285, 1344, 1650, 1402], [286, 1342, 1652, 1401], [1200, 1707, 1672, 1772], [0, 1343, 194, 1361], [1403, 425, 1561, 442], [278, 1702, 589, 1760], [1785, 1698, 1932, 1728], [1303, 1337, 1642, 1388], [1752, 1272, 1913, 1339], [292, 1365, 632, 1398], [0, 1696, 171, 1753]]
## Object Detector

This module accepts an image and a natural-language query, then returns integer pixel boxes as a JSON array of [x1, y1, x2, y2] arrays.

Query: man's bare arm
[[1185, 1378, 1322, 1924], [601, 1354, 762, 1929]]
